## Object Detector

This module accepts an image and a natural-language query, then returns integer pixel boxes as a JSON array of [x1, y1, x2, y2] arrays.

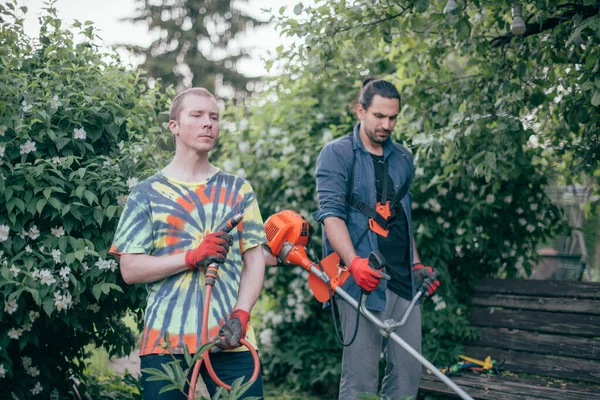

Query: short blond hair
[[169, 87, 217, 121]]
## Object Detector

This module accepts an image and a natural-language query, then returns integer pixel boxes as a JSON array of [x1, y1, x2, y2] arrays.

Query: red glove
[[348, 256, 382, 292], [413, 263, 440, 296], [185, 231, 232, 269], [216, 309, 250, 349]]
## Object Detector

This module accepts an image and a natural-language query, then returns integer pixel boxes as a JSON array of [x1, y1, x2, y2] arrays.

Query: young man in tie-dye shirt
[[110, 87, 266, 399]]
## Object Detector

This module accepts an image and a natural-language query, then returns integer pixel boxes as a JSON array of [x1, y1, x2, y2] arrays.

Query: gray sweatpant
[[337, 290, 422, 400]]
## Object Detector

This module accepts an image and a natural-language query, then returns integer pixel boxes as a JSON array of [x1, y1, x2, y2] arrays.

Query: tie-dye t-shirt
[[110, 169, 266, 356]]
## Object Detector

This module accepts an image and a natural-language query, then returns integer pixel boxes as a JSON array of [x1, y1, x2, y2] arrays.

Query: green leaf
[[84, 190, 97, 206], [414, 0, 429, 13], [42, 297, 54, 317], [456, 18, 471, 41], [592, 90, 600, 106], [36, 199, 47, 215], [293, 2, 303, 15]]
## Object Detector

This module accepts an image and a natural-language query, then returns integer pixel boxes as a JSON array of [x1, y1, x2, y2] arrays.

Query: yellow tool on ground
[[459, 355, 493, 371]]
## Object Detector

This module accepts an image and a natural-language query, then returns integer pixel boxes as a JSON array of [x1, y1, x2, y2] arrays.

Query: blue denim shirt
[[312, 123, 416, 311]]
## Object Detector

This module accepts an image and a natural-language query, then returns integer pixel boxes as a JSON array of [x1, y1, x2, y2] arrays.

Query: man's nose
[[381, 118, 393, 130]]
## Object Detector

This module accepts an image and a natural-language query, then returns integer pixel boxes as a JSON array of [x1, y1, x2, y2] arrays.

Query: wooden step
[[420, 372, 600, 400]]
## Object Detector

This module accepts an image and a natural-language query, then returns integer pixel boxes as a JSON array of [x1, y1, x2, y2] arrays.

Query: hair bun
[[362, 77, 377, 88]]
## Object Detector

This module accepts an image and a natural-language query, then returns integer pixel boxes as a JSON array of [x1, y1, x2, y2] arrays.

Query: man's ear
[[356, 104, 366, 120], [168, 120, 178, 136]]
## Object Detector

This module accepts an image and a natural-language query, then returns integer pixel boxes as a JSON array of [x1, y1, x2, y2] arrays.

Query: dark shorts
[[140, 351, 264, 399]]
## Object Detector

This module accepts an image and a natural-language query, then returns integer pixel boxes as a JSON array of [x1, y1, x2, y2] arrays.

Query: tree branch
[[490, 5, 598, 48], [332, 4, 414, 35]]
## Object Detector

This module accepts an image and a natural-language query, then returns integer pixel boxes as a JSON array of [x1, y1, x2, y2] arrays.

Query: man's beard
[[365, 126, 391, 145]]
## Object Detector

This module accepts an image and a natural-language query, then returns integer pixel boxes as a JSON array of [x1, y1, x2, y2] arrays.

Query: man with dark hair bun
[[313, 78, 439, 399]]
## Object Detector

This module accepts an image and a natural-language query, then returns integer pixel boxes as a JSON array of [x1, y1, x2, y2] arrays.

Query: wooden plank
[[476, 279, 600, 299], [470, 307, 600, 336], [472, 293, 600, 315], [471, 327, 600, 361], [463, 345, 600, 384], [420, 373, 600, 400]]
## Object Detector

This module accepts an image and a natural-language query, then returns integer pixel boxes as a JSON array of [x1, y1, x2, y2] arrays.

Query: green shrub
[[0, 3, 169, 398]]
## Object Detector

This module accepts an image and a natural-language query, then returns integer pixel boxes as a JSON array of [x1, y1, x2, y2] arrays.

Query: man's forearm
[[412, 234, 421, 264], [235, 245, 265, 313], [323, 216, 357, 265], [119, 252, 188, 284]]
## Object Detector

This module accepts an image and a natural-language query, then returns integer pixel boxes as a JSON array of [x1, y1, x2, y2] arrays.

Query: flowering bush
[[0, 3, 169, 398]]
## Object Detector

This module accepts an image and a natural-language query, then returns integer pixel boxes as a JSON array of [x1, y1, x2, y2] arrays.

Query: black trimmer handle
[[368, 250, 391, 280]]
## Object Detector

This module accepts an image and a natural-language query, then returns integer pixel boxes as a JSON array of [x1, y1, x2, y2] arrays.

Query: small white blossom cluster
[[431, 294, 447, 312], [20, 140, 36, 155], [95, 258, 118, 272], [51, 226, 65, 237], [32, 268, 57, 286], [126, 177, 139, 189], [54, 291, 72, 312], [0, 225, 9, 242], [4, 299, 18, 314], [22, 357, 40, 377]]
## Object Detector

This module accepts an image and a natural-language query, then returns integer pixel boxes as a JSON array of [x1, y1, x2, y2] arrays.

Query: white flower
[[29, 225, 40, 240], [485, 194, 495, 204], [52, 249, 61, 263], [8, 328, 23, 339], [29, 311, 40, 322], [526, 224, 535, 233], [259, 328, 273, 347], [0, 125, 6, 136], [118, 141, 124, 150], [236, 168, 246, 178], [420, 184, 427, 193], [0, 225, 9, 242], [322, 129, 333, 143], [22, 101, 33, 112], [516, 207, 524, 215], [9, 264, 19, 277], [51, 226, 65, 237], [518, 218, 527, 226], [4, 299, 18, 314], [530, 204, 538, 211], [51, 156, 66, 165], [504, 195, 513, 204], [126, 177, 138, 189], [22, 356, 32, 368], [25, 245, 33, 253], [73, 127, 86, 140], [434, 301, 447, 311], [469, 182, 477, 191], [456, 228, 466, 235], [528, 134, 539, 147], [39, 269, 56, 286], [428, 199, 441, 212], [133, 145, 143, 153], [0, 146, 4, 158], [87, 304, 100, 313], [455, 193, 464, 200], [27, 366, 40, 377], [222, 159, 234, 172], [54, 291, 72, 311], [443, 222, 450, 229], [19, 140, 36, 155], [238, 141, 250, 153], [269, 168, 280, 179], [0, 364, 5, 378], [415, 167, 424, 176], [116, 194, 128, 206], [95, 258, 118, 272], [32, 268, 40, 279], [271, 314, 283, 326], [59, 267, 71, 280], [432, 294, 442, 304], [436, 217, 444, 224], [82, 262, 89, 271], [31, 382, 43, 395]]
